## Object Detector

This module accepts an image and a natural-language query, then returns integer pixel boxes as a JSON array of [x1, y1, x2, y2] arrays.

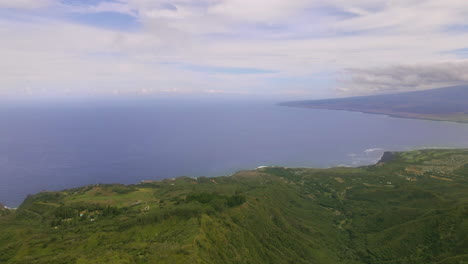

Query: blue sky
[[69, 11, 139, 31], [1, 0, 468, 99]]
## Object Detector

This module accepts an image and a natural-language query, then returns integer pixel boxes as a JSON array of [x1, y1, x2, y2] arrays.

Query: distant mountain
[[281, 85, 468, 123]]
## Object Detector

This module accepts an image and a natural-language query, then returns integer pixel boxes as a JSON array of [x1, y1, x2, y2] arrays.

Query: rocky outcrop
[[379, 151, 396, 163]]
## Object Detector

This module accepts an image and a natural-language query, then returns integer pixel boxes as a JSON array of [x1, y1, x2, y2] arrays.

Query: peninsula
[[281, 85, 468, 123]]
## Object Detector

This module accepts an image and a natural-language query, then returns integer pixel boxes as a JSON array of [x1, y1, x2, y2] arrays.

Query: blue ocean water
[[1, 99, 468, 207]]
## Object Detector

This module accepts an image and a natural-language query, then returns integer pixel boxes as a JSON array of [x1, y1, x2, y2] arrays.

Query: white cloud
[[208, 0, 312, 22], [2, 0, 468, 98], [0, 0, 53, 9], [340, 60, 468, 94], [65, 2, 137, 17]]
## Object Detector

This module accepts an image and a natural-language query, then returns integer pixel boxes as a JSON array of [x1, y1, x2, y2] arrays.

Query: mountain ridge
[[280, 85, 468, 123]]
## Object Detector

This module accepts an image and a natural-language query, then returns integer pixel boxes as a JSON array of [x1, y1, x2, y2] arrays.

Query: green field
[[1, 149, 467, 263]]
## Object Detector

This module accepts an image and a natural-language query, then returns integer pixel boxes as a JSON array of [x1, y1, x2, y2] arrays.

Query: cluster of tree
[[186, 192, 246, 208]]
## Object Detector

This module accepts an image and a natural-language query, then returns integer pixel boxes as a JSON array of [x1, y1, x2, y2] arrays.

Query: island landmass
[[280, 85, 468, 123], [1, 149, 467, 263]]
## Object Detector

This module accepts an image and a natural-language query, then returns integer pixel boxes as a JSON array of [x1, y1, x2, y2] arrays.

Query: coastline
[[281, 104, 468, 124], [3, 148, 467, 209]]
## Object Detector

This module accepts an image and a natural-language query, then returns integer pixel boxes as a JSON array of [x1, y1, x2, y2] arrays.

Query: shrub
[[227, 194, 246, 207]]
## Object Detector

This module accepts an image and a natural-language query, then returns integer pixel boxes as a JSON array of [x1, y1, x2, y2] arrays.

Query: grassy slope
[[0, 149, 467, 264], [280, 85, 468, 123]]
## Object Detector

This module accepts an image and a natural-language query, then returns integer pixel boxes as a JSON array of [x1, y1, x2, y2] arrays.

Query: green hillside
[[1, 149, 467, 263]]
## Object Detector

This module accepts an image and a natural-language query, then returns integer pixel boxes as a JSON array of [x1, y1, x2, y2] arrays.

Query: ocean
[[2, 98, 468, 207]]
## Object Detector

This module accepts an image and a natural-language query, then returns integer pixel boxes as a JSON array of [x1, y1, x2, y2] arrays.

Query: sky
[[1, 0, 468, 100]]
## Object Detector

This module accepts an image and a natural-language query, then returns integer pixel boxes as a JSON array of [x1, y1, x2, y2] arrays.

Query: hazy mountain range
[[281, 85, 468, 123]]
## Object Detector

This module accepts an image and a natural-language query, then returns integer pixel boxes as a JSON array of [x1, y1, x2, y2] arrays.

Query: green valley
[[1, 149, 467, 264]]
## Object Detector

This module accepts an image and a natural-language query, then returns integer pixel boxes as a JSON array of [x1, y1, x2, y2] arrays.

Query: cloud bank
[[341, 61, 468, 94], [0, 0, 52, 9], [1, 0, 468, 98]]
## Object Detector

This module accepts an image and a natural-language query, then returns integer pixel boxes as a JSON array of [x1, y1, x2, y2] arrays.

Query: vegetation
[[0, 149, 467, 263], [0, 203, 10, 217], [281, 85, 468, 123]]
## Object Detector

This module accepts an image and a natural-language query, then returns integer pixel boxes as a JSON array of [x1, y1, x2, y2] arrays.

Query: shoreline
[[281, 105, 468, 124], [4, 148, 467, 209]]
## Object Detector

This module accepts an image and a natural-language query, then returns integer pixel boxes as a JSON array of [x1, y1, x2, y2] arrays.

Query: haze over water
[[2, 99, 468, 207]]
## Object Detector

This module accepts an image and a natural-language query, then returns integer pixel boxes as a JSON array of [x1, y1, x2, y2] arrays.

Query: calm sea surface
[[2, 99, 468, 207]]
